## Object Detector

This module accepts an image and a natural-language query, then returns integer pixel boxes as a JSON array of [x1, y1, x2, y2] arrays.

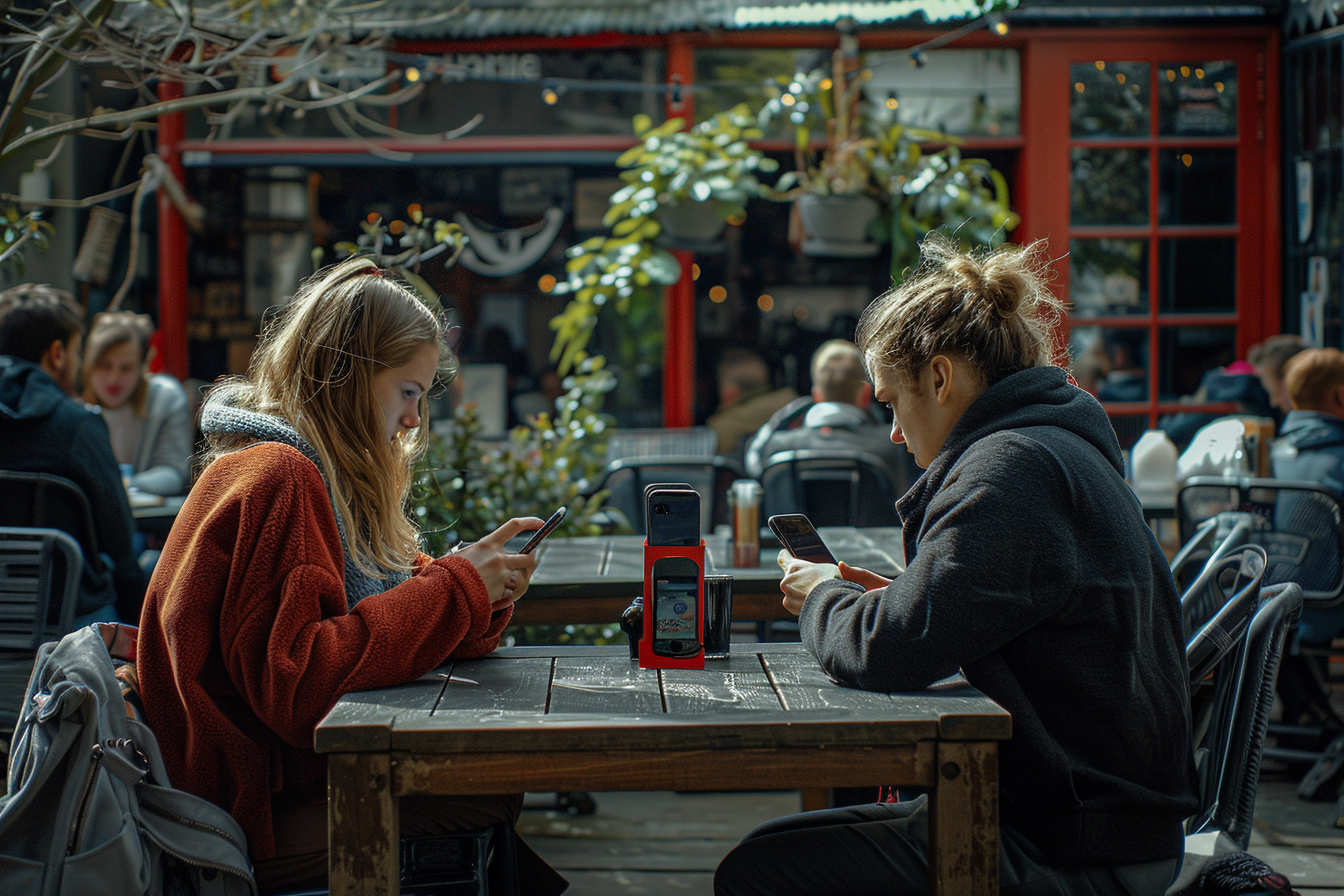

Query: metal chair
[[0, 526, 82, 741], [0, 470, 106, 593], [1177, 477, 1344, 805], [590, 454, 747, 536], [1184, 544, 1267, 694], [758, 449, 903, 528], [1185, 582, 1302, 849]]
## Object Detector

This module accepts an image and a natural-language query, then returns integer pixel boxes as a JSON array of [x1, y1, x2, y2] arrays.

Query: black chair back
[[591, 455, 747, 536], [1184, 544, 1266, 690], [0, 526, 82, 735], [758, 449, 902, 528], [1186, 581, 1302, 849], [0, 471, 102, 575], [1177, 476, 1344, 609]]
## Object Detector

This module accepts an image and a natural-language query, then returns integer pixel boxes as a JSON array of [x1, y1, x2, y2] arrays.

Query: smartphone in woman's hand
[[768, 513, 836, 564]]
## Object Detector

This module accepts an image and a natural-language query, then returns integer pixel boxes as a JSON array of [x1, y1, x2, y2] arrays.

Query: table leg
[[328, 752, 399, 896], [928, 741, 999, 896]]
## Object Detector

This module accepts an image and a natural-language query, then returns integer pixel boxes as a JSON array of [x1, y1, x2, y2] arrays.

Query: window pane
[[1071, 148, 1149, 225], [694, 48, 815, 136], [866, 48, 1020, 137], [1070, 325, 1149, 401], [1159, 148, 1236, 225], [1159, 326, 1237, 401], [1158, 238, 1236, 312], [1069, 238, 1148, 316], [1158, 61, 1236, 137], [1070, 61, 1149, 137]]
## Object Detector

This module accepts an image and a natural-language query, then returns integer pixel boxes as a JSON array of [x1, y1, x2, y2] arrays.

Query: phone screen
[[651, 557, 700, 657], [518, 506, 566, 554], [768, 514, 837, 565]]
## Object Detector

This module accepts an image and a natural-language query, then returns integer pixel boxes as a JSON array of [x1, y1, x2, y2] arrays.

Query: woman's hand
[[777, 549, 840, 616], [452, 517, 543, 610], [838, 561, 892, 591]]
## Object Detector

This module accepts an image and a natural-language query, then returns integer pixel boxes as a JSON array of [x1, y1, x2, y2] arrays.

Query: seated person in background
[[512, 365, 566, 424], [135, 258, 566, 895], [746, 338, 919, 495], [706, 346, 797, 457], [716, 234, 1197, 896], [0, 284, 145, 625], [1251, 333, 1308, 419], [1270, 347, 1344, 650], [1160, 358, 1274, 454], [82, 311, 193, 496]]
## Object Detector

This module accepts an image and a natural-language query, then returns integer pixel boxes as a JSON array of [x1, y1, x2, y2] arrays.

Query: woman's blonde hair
[[855, 233, 1063, 389], [201, 257, 456, 575], [82, 311, 154, 414]]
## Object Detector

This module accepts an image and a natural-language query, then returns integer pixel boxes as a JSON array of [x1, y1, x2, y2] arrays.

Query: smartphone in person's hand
[[518, 506, 566, 554], [768, 513, 837, 565]]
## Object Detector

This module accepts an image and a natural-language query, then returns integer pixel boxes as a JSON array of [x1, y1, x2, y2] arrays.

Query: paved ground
[[519, 777, 1344, 896]]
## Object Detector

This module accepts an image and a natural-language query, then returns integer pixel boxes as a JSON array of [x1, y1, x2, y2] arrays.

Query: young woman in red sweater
[[136, 257, 567, 893]]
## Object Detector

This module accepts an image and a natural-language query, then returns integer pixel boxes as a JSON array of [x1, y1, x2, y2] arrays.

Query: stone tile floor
[[519, 777, 1344, 895]]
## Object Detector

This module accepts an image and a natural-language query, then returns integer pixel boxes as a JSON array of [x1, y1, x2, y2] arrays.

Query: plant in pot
[[763, 55, 1019, 268], [612, 104, 778, 249]]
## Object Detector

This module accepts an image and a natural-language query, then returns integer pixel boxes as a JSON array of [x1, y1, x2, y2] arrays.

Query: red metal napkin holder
[[640, 539, 705, 670]]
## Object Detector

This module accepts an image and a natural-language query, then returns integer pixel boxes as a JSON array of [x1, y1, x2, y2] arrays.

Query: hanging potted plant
[[612, 104, 778, 249], [763, 53, 1019, 266]]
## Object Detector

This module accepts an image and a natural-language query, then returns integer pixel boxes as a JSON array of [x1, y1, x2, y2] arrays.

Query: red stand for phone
[[639, 539, 706, 670]]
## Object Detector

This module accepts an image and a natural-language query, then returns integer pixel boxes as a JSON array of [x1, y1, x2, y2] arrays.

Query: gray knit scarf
[[199, 394, 410, 608]]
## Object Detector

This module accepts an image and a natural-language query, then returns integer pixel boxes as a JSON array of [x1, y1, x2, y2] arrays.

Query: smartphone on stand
[[518, 506, 566, 554], [650, 555, 701, 658], [767, 513, 837, 564], [645, 486, 700, 546]]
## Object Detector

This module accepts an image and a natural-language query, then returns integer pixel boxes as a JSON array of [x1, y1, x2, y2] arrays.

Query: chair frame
[[757, 448, 903, 529], [1185, 581, 1303, 849], [588, 454, 747, 536], [0, 470, 103, 575]]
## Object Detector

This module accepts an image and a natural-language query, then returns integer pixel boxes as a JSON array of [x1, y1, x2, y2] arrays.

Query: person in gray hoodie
[[0, 284, 145, 624], [715, 235, 1198, 896], [1271, 347, 1344, 646]]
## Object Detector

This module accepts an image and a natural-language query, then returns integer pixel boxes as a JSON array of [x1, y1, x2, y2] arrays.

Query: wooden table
[[512, 526, 905, 626], [316, 642, 1009, 896], [130, 494, 185, 540]]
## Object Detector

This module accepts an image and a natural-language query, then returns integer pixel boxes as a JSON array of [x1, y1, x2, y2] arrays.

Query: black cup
[[704, 575, 733, 656]]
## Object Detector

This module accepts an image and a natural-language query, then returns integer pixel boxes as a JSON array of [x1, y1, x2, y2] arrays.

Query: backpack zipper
[[66, 742, 104, 855], [140, 798, 249, 857]]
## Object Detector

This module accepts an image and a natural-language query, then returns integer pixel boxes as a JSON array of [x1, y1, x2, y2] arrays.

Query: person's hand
[[838, 561, 892, 591], [452, 517, 543, 611], [777, 549, 840, 616]]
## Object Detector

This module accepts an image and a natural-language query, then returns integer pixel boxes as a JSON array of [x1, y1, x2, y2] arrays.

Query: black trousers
[[714, 796, 1178, 896]]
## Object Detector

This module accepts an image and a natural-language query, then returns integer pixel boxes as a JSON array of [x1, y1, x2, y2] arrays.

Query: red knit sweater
[[136, 442, 509, 859]]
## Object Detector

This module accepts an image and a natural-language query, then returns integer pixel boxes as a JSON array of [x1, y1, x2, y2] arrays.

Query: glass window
[[1159, 148, 1236, 225], [1069, 238, 1148, 316], [1158, 61, 1236, 137], [1070, 148, 1149, 226], [864, 49, 1021, 137], [1070, 325, 1149, 402], [694, 48, 817, 133], [1159, 325, 1237, 400], [1070, 61, 1149, 137], [1158, 238, 1237, 312]]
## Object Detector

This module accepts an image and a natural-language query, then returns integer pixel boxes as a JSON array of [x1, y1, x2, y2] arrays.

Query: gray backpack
[[0, 623, 257, 896]]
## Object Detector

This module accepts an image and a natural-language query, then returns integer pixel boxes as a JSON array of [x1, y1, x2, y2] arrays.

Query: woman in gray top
[[715, 234, 1197, 896], [82, 311, 193, 496]]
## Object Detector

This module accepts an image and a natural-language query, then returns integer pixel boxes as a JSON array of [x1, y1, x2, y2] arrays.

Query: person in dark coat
[[1271, 347, 1344, 646], [715, 234, 1198, 896], [0, 283, 145, 623], [746, 338, 920, 496]]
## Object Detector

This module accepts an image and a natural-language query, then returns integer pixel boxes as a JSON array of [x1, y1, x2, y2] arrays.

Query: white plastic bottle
[[1131, 429, 1178, 504]]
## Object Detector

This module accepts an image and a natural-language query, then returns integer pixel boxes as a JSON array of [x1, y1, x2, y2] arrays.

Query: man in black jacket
[[716, 236, 1197, 896], [0, 284, 145, 624]]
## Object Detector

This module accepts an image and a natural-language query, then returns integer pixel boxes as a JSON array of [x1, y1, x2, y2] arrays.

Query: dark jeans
[[714, 795, 1178, 896]]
